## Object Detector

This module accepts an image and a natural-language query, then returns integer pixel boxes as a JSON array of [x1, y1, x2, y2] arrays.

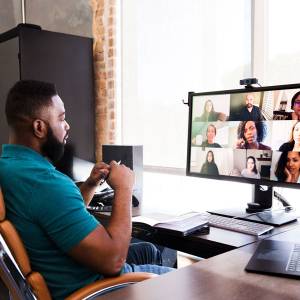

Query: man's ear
[[32, 119, 47, 139]]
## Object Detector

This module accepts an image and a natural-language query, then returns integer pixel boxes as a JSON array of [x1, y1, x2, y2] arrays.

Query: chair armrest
[[66, 272, 156, 300]]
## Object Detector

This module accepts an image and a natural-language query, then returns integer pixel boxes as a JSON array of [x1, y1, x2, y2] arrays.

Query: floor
[[177, 252, 202, 268]]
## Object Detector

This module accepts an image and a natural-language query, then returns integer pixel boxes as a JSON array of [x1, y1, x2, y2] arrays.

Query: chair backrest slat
[[0, 240, 36, 300]]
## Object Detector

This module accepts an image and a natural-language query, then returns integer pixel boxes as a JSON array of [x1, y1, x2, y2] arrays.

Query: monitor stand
[[208, 185, 298, 227]]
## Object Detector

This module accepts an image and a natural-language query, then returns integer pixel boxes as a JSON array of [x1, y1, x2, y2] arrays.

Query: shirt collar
[[1, 144, 55, 170]]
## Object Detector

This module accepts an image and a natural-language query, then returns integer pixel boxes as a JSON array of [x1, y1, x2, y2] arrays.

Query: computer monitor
[[186, 83, 300, 226]]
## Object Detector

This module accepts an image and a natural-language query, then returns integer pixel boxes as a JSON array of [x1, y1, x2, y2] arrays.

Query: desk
[[131, 214, 298, 258], [94, 210, 299, 258], [95, 226, 300, 300]]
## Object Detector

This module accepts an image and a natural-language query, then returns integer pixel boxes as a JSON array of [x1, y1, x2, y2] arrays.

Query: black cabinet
[[0, 24, 95, 177]]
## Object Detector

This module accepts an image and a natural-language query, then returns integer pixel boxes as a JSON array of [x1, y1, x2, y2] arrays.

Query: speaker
[[102, 145, 143, 211]]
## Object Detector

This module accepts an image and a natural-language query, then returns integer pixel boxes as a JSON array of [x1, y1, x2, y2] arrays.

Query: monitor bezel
[[186, 83, 300, 190]]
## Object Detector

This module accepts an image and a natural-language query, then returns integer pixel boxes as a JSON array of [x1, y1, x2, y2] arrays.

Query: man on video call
[[0, 80, 172, 299], [239, 93, 264, 121]]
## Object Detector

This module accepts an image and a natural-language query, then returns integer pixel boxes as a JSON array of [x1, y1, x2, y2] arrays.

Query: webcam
[[239, 78, 260, 89]]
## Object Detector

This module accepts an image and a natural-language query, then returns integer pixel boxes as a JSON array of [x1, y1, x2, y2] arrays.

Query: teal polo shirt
[[0, 144, 101, 299]]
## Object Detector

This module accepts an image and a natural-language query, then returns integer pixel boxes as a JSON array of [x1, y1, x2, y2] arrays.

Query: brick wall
[[91, 0, 116, 161]]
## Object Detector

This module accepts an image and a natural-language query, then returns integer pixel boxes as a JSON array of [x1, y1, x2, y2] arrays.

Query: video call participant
[[200, 124, 222, 148], [194, 99, 226, 122], [0, 80, 172, 299], [279, 121, 300, 152], [200, 150, 219, 176], [275, 151, 300, 183], [236, 121, 271, 150], [286, 91, 300, 120], [241, 156, 261, 179], [239, 93, 264, 121]]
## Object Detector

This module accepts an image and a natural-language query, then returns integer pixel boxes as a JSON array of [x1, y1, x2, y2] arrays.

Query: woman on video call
[[200, 124, 222, 148], [236, 121, 271, 150], [286, 91, 300, 120], [279, 121, 300, 152], [241, 156, 261, 179], [275, 151, 300, 183], [194, 99, 226, 122], [200, 150, 219, 176]]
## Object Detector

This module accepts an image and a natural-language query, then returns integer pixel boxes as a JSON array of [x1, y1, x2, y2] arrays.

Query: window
[[253, 0, 300, 85], [120, 0, 251, 168], [118, 0, 300, 211]]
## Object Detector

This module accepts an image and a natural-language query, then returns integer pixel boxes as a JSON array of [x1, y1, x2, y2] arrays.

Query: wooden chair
[[0, 188, 155, 300]]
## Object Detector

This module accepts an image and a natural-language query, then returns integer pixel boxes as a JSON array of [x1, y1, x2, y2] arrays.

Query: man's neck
[[247, 106, 253, 113], [9, 135, 43, 156]]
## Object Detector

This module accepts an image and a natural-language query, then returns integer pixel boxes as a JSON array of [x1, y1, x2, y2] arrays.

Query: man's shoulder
[[253, 105, 261, 112], [239, 106, 249, 116], [44, 169, 76, 189], [33, 169, 81, 199]]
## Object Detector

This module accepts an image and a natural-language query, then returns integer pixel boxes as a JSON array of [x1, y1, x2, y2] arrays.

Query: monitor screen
[[186, 83, 300, 190]]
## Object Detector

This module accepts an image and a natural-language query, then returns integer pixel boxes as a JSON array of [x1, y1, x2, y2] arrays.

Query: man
[[0, 80, 171, 299], [239, 93, 264, 121]]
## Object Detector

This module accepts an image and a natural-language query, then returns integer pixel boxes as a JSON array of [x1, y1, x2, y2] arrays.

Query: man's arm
[[69, 161, 134, 276]]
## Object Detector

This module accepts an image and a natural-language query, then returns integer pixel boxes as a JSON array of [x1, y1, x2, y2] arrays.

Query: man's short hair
[[5, 80, 57, 128]]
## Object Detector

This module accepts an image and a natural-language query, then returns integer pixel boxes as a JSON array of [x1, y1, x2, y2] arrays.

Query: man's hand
[[107, 161, 135, 193], [86, 162, 110, 187], [80, 162, 110, 205]]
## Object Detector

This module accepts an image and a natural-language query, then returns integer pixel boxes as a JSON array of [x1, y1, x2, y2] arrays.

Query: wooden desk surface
[[95, 227, 300, 300]]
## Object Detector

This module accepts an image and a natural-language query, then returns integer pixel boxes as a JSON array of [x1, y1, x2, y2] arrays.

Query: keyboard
[[287, 244, 300, 272], [206, 214, 274, 236]]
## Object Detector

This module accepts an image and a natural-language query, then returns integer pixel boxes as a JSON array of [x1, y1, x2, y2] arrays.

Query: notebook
[[245, 239, 300, 278]]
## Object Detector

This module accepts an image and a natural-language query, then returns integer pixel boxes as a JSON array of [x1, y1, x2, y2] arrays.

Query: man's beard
[[247, 103, 253, 108], [41, 126, 66, 163]]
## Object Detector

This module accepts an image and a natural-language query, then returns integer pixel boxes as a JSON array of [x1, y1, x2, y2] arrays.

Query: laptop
[[245, 239, 300, 278], [132, 212, 209, 237]]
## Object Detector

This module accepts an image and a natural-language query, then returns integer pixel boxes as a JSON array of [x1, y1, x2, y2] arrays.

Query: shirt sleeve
[[32, 170, 100, 252]]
